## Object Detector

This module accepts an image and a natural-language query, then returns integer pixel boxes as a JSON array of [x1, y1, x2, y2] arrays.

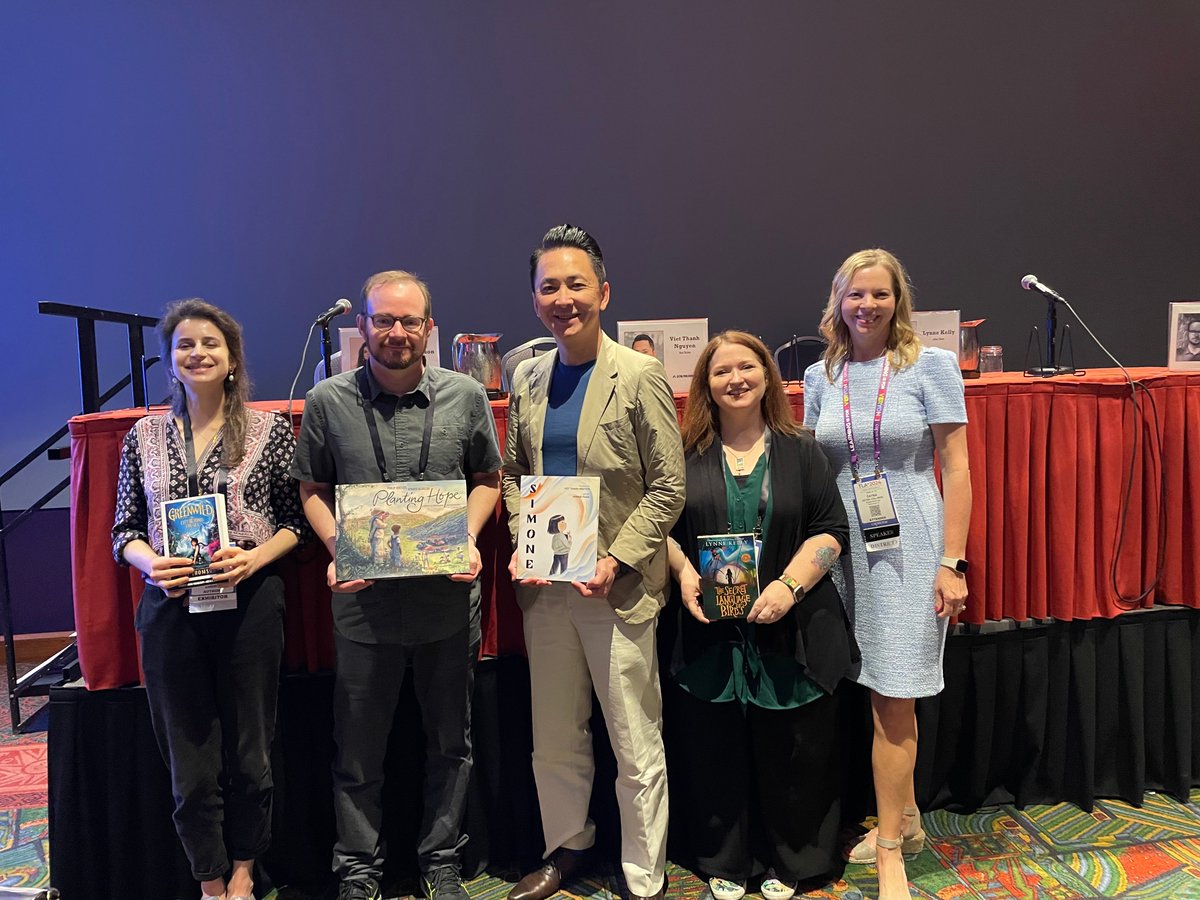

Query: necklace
[[722, 432, 764, 475], [724, 445, 748, 474]]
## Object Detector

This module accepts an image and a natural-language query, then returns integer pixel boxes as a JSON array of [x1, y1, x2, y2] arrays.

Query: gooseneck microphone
[[1021, 274, 1066, 303], [316, 298, 353, 324]]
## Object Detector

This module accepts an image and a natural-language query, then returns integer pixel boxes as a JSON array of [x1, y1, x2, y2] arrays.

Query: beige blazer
[[502, 333, 686, 623]]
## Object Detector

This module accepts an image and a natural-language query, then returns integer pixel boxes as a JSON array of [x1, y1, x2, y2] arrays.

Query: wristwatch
[[776, 573, 806, 602], [939, 556, 969, 574]]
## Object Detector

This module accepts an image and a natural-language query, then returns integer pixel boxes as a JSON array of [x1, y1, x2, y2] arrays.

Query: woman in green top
[[666, 332, 855, 900]]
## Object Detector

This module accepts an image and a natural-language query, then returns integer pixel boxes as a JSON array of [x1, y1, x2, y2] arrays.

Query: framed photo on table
[[1167, 302, 1200, 371]]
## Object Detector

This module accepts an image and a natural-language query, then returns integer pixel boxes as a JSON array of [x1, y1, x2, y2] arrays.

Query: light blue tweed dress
[[804, 347, 967, 698]]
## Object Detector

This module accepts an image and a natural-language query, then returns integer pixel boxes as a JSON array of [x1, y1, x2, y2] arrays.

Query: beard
[[370, 340, 422, 370]]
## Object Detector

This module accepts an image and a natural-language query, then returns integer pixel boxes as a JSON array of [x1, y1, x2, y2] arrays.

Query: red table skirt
[[69, 368, 1200, 690]]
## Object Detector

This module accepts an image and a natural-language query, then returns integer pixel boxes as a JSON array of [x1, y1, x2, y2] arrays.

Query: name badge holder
[[843, 359, 902, 553], [180, 410, 238, 613]]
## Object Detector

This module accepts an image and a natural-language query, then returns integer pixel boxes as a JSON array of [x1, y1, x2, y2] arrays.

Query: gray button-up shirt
[[292, 363, 502, 644]]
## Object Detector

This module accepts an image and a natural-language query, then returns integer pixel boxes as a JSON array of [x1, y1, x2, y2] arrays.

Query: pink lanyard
[[841, 357, 892, 482]]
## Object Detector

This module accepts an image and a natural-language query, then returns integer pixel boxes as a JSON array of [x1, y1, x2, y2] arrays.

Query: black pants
[[136, 567, 285, 881], [669, 687, 843, 884], [331, 617, 480, 882]]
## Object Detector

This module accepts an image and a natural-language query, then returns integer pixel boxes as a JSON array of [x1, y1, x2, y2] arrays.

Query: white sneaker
[[709, 877, 747, 900], [760, 869, 796, 900]]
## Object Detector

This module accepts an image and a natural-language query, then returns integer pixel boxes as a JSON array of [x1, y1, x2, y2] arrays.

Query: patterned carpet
[[4, 668, 1200, 898], [0, 665, 50, 892]]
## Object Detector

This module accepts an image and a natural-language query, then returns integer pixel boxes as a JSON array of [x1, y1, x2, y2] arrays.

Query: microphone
[[1021, 275, 1066, 303], [315, 298, 353, 325]]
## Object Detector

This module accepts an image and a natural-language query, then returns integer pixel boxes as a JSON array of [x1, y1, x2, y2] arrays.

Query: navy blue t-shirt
[[542, 358, 596, 476]]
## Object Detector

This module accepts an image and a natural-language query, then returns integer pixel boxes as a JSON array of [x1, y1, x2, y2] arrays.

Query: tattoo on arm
[[812, 546, 839, 573]]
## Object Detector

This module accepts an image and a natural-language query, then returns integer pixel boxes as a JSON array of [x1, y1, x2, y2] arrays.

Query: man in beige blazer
[[502, 224, 685, 900]]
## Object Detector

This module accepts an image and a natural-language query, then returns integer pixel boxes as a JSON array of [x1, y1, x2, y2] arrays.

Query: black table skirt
[[48, 606, 1200, 900]]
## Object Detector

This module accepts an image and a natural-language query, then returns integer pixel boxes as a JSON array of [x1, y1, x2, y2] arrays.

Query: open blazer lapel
[[576, 335, 619, 472]]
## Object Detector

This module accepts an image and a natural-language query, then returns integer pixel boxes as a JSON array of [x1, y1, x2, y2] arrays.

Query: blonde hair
[[818, 248, 922, 381], [680, 331, 803, 455]]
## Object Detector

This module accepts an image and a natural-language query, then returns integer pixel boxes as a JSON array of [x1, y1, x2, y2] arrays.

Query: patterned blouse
[[112, 408, 309, 563]]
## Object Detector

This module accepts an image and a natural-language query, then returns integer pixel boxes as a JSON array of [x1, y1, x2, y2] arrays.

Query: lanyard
[[358, 366, 436, 482], [721, 431, 772, 538], [841, 356, 892, 482], [180, 410, 227, 498]]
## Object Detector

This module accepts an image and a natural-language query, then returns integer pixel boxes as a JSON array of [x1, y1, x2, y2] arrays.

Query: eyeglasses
[[368, 314, 427, 334]]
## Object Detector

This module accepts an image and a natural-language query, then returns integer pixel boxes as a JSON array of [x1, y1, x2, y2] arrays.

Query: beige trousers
[[521, 584, 668, 896]]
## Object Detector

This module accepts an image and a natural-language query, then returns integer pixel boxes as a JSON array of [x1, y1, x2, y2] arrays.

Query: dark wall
[[3, 1, 1199, 518], [2, 509, 72, 633]]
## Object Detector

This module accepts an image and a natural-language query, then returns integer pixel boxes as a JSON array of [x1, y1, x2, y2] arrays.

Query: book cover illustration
[[335, 480, 469, 580], [159, 493, 230, 588], [696, 533, 759, 619], [517, 476, 601, 582]]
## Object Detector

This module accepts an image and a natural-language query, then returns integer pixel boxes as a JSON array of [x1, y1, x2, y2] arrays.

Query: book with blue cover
[[159, 493, 230, 588], [334, 480, 470, 580], [517, 475, 601, 582], [696, 533, 759, 619]]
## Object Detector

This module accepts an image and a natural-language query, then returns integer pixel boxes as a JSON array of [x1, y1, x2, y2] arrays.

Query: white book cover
[[517, 476, 601, 582]]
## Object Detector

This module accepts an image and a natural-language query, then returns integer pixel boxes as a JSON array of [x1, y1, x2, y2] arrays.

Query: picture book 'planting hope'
[[335, 481, 469, 580]]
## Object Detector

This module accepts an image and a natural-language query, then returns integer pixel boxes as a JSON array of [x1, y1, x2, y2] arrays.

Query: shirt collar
[[361, 361, 433, 405]]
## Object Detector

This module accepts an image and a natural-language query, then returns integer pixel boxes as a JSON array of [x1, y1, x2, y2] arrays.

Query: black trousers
[[136, 567, 285, 881], [331, 616, 480, 882], [667, 686, 843, 885]]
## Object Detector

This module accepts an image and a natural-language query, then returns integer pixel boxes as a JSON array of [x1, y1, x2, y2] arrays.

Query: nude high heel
[[846, 805, 926, 864]]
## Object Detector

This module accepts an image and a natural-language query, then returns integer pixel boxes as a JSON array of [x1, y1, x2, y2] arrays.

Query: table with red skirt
[[68, 367, 1200, 691], [51, 367, 1200, 898]]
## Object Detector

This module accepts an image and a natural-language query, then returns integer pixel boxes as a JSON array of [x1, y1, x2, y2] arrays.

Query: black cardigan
[[667, 428, 858, 695]]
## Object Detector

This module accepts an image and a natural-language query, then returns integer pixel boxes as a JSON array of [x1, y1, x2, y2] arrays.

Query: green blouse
[[675, 452, 824, 709]]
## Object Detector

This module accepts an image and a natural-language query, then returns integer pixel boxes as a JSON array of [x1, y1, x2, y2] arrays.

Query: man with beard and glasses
[[293, 270, 502, 900]]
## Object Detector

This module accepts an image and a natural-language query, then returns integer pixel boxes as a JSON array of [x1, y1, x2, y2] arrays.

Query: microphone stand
[[1025, 294, 1075, 377], [320, 321, 335, 380]]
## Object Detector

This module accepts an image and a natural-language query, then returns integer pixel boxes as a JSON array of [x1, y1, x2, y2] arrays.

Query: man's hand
[[449, 537, 482, 582], [507, 550, 551, 587], [575, 555, 620, 599], [327, 560, 373, 594]]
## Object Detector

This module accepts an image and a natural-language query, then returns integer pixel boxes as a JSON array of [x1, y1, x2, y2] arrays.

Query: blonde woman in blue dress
[[803, 250, 971, 900]]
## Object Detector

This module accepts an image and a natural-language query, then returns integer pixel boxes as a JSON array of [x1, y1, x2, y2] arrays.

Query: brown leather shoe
[[507, 848, 590, 900]]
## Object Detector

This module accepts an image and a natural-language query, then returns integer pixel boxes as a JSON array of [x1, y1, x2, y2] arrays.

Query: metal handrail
[[4, 302, 162, 732]]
